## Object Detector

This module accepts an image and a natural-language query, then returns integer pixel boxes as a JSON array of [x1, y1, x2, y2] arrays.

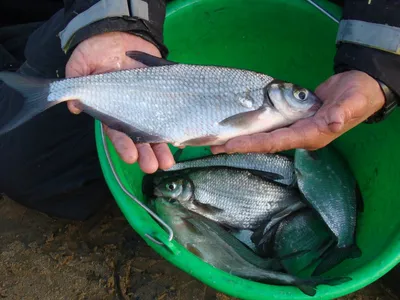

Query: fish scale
[[48, 65, 269, 143]]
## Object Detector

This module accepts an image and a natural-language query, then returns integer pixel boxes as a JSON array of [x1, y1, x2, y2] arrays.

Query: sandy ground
[[0, 195, 398, 300]]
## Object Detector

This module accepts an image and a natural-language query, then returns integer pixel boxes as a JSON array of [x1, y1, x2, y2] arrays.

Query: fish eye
[[293, 88, 309, 101], [166, 183, 176, 191]]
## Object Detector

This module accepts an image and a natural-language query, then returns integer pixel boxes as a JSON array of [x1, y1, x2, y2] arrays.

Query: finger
[[152, 143, 175, 170], [136, 143, 159, 174], [104, 125, 138, 164], [323, 92, 370, 133], [67, 100, 83, 114], [315, 74, 340, 100], [213, 119, 330, 154], [210, 144, 226, 155], [324, 105, 346, 133]]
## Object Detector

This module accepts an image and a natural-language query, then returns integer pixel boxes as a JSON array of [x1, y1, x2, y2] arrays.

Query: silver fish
[[166, 152, 295, 185], [0, 51, 322, 147], [153, 197, 351, 296], [294, 147, 362, 276], [153, 167, 306, 230]]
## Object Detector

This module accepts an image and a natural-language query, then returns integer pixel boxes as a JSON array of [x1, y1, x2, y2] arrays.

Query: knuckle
[[228, 138, 252, 152], [253, 136, 273, 153]]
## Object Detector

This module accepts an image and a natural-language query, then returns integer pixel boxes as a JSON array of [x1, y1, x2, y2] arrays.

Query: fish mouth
[[310, 93, 323, 112], [310, 101, 322, 112]]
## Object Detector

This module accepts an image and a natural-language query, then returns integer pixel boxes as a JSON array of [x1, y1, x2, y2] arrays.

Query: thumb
[[323, 105, 346, 133], [65, 49, 90, 115]]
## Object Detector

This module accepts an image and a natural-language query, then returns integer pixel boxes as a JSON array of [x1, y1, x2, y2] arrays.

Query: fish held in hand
[[153, 197, 351, 296], [294, 147, 362, 276], [152, 167, 306, 230], [0, 51, 322, 147]]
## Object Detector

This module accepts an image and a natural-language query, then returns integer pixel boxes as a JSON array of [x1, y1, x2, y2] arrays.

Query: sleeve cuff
[[334, 42, 400, 98], [59, 0, 168, 58], [336, 19, 400, 55], [60, 16, 169, 58]]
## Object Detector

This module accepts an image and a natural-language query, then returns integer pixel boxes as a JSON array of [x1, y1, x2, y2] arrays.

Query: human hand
[[211, 70, 385, 154], [65, 32, 175, 173]]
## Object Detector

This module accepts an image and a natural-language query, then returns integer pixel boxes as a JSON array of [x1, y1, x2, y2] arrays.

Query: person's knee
[[3, 179, 113, 221]]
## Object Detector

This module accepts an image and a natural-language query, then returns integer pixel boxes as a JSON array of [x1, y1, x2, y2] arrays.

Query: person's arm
[[211, 0, 400, 155], [334, 0, 400, 122], [59, 0, 168, 58], [61, 1, 175, 173]]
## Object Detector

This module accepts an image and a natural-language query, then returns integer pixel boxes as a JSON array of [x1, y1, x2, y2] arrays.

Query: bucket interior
[[95, 0, 400, 299]]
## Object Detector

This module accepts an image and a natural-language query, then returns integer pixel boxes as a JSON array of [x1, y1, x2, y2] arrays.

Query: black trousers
[[0, 13, 113, 220]]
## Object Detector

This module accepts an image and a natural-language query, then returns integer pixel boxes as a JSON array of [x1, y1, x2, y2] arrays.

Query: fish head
[[266, 80, 322, 121], [153, 176, 193, 204]]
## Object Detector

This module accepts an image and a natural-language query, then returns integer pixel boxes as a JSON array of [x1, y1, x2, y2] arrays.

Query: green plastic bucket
[[94, 0, 400, 298]]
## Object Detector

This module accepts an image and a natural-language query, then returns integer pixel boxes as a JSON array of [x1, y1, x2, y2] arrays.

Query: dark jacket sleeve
[[331, 0, 400, 98], [59, 0, 168, 58]]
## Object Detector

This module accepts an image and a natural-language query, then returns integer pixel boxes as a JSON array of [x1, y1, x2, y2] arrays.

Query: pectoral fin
[[193, 199, 224, 215], [181, 217, 202, 235], [181, 135, 220, 146], [260, 202, 307, 241], [186, 243, 204, 259], [248, 170, 285, 182], [219, 108, 267, 128]]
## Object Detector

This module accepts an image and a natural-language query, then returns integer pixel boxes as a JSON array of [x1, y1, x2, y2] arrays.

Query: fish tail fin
[[296, 275, 352, 296], [0, 71, 60, 134], [296, 239, 336, 274], [312, 244, 362, 276], [308, 276, 352, 286], [272, 248, 313, 272], [263, 249, 311, 271], [296, 284, 317, 297]]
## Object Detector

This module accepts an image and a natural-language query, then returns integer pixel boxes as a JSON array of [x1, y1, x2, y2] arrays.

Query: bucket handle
[[305, 0, 339, 23], [99, 124, 176, 250], [145, 231, 180, 255]]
